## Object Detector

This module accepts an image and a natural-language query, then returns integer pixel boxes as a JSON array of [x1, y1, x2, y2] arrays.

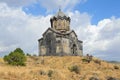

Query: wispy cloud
[[0, 0, 36, 7], [38, 0, 85, 12], [0, 0, 86, 11]]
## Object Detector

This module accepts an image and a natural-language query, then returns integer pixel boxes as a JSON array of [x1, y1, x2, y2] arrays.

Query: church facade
[[38, 9, 83, 56]]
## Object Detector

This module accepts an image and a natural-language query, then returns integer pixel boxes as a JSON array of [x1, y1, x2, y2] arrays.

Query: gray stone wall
[[38, 28, 83, 56]]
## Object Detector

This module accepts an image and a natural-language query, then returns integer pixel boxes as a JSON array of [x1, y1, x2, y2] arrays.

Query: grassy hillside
[[0, 56, 120, 80]]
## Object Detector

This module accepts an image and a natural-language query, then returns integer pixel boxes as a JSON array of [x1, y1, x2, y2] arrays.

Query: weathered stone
[[38, 9, 83, 56]]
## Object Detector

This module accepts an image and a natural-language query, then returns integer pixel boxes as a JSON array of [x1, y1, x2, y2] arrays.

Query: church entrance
[[72, 44, 77, 55]]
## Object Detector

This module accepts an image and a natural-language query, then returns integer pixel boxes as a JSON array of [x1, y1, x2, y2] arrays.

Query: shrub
[[114, 65, 119, 70], [93, 59, 101, 65], [68, 65, 79, 74], [3, 48, 26, 66], [82, 58, 87, 62], [82, 58, 91, 63], [26, 53, 31, 56], [82, 54, 93, 63], [47, 70, 53, 77], [39, 70, 46, 75], [14, 48, 24, 53], [89, 76, 99, 80], [106, 76, 117, 80]]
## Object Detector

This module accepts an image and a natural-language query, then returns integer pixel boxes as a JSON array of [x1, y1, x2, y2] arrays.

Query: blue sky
[[76, 0, 120, 24], [0, 0, 120, 61], [23, 3, 47, 16], [22, 0, 120, 24]]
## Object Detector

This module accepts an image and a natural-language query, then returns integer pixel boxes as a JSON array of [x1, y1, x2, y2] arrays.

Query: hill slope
[[0, 56, 120, 80]]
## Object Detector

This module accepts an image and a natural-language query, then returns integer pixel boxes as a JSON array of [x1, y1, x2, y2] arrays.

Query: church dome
[[54, 9, 67, 18], [50, 9, 71, 32]]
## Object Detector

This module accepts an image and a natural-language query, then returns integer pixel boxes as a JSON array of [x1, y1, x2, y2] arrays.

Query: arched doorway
[[72, 44, 77, 56]]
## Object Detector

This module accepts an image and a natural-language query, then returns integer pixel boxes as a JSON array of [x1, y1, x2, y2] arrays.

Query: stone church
[[38, 9, 83, 56]]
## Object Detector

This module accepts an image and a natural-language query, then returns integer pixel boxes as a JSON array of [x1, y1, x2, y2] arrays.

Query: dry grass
[[0, 56, 120, 80]]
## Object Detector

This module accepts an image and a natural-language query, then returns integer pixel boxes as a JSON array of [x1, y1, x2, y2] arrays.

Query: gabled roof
[[42, 28, 77, 37]]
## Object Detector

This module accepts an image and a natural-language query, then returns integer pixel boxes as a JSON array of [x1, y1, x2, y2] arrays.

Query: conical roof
[[54, 9, 67, 18], [50, 9, 71, 22]]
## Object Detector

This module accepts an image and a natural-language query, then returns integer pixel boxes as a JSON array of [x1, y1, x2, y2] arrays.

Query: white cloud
[[0, 0, 86, 12], [39, 0, 86, 12], [0, 0, 36, 7], [0, 3, 51, 56], [70, 12, 120, 61]]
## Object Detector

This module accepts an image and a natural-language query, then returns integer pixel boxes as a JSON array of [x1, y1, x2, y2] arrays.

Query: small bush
[[82, 54, 93, 63], [93, 59, 101, 65], [47, 70, 53, 77], [3, 48, 26, 66], [89, 76, 99, 80], [39, 70, 46, 75], [82, 58, 91, 63], [26, 53, 31, 56], [68, 65, 79, 74], [114, 65, 119, 70], [106, 76, 117, 80]]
